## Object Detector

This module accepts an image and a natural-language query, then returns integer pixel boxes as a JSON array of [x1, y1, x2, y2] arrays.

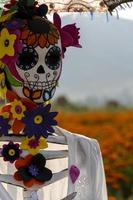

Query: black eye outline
[[45, 46, 61, 70], [16, 46, 39, 71]]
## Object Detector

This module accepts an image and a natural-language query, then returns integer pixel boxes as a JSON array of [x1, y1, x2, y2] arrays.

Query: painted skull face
[[11, 18, 62, 103]]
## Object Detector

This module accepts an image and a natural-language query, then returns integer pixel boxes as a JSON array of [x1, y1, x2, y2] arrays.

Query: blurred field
[[56, 108, 133, 200]]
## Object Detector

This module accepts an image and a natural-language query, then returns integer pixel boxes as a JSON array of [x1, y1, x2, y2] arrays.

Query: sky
[[52, 8, 133, 105]]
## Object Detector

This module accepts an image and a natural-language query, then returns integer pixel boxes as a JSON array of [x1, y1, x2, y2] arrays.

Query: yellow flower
[[10, 99, 26, 120], [0, 28, 17, 59], [20, 136, 48, 155], [0, 71, 7, 100]]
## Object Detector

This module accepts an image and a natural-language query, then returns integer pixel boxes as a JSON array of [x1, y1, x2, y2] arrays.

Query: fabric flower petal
[[0, 116, 11, 136], [61, 30, 74, 48], [12, 119, 25, 134], [14, 171, 23, 181], [23, 179, 43, 188], [62, 24, 81, 48], [21, 30, 30, 40], [30, 153, 46, 168], [6, 90, 19, 102], [27, 34, 36, 46], [18, 167, 32, 181], [15, 154, 33, 169], [36, 167, 52, 182], [38, 34, 47, 48], [45, 125, 55, 133], [53, 13, 61, 31]]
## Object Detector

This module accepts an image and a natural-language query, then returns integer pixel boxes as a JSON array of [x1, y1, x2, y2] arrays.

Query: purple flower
[[1, 141, 22, 163], [0, 116, 11, 136], [22, 104, 58, 139], [28, 164, 39, 177], [6, 19, 23, 31]]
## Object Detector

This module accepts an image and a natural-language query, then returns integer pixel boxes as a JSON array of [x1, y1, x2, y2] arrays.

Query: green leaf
[[0, 8, 3, 17], [9, 5, 18, 13], [27, 0, 35, 6], [4, 67, 22, 87]]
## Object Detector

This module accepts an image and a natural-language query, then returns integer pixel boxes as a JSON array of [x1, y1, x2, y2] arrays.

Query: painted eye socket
[[16, 46, 39, 70], [45, 46, 61, 70]]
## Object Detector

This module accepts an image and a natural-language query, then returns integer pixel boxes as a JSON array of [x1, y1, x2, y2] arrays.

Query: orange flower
[[14, 154, 52, 188], [108, 197, 117, 200], [21, 19, 59, 48], [14, 154, 43, 187], [56, 110, 133, 195]]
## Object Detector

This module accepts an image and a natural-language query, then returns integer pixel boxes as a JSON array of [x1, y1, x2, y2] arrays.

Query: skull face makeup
[[11, 18, 62, 103]]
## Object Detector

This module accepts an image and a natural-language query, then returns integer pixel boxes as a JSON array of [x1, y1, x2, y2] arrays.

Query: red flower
[[53, 13, 82, 57], [14, 154, 52, 188]]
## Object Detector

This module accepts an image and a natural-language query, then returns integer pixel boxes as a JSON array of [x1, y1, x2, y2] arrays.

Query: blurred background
[[52, 10, 133, 200]]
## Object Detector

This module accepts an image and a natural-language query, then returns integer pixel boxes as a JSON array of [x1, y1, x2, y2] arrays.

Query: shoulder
[[74, 133, 102, 157], [55, 126, 101, 156]]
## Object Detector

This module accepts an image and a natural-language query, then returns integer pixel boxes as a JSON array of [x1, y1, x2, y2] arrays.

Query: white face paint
[[12, 38, 62, 103]]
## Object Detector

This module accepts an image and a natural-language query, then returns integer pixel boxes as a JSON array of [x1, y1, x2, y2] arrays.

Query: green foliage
[[9, 4, 18, 13], [27, 0, 35, 6], [4, 67, 22, 87]]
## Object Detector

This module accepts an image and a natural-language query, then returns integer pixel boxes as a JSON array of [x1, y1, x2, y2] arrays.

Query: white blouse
[[0, 127, 108, 200]]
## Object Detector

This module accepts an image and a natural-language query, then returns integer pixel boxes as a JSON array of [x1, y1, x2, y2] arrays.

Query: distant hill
[[54, 12, 133, 105]]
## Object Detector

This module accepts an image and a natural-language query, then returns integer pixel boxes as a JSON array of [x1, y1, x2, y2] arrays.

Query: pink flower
[[53, 13, 82, 57]]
